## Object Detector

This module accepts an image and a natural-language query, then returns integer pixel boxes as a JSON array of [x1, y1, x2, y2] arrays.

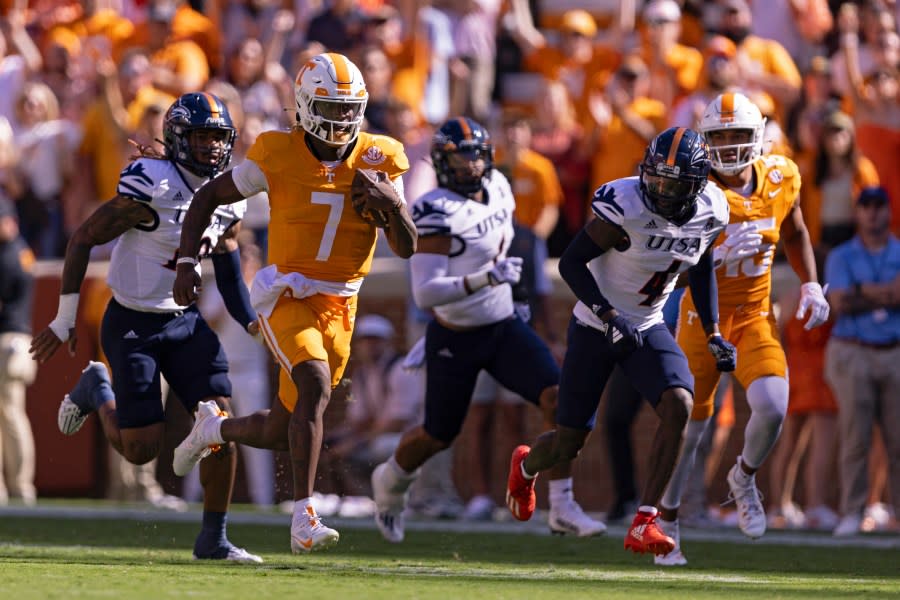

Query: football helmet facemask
[[295, 52, 368, 146], [698, 91, 766, 175], [163, 92, 236, 178], [430, 117, 494, 198], [639, 127, 711, 223]]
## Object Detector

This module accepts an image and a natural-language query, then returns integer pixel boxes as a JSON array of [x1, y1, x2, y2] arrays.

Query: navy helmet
[[163, 92, 236, 178], [639, 127, 711, 223], [430, 116, 493, 198]]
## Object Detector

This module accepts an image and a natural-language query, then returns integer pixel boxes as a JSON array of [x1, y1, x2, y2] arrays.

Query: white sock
[[639, 505, 658, 516], [548, 478, 574, 507], [385, 456, 417, 493], [209, 417, 225, 445]]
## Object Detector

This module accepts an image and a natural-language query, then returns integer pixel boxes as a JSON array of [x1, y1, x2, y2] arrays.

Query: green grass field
[[1, 508, 898, 599]]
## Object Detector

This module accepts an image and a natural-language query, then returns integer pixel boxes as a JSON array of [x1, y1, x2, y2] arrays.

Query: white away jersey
[[108, 158, 247, 312], [411, 170, 517, 327], [572, 176, 729, 331]]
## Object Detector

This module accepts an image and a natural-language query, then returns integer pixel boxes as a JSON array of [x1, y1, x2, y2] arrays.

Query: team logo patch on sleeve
[[362, 145, 386, 165], [767, 169, 783, 184]]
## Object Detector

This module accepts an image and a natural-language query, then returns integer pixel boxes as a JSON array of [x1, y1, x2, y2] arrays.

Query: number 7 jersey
[[245, 129, 409, 284], [572, 176, 729, 331]]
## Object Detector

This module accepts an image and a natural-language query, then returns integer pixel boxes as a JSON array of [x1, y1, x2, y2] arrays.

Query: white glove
[[796, 282, 830, 330], [466, 256, 524, 291], [488, 256, 524, 285], [713, 226, 763, 269]]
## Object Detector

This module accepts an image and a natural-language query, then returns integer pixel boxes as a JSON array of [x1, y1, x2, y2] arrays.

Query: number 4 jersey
[[108, 158, 246, 312], [572, 176, 729, 331]]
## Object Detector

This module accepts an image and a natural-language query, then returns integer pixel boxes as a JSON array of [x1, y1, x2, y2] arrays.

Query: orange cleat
[[506, 445, 537, 521], [624, 511, 676, 556]]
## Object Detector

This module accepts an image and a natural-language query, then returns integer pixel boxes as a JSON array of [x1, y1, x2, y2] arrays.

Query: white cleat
[[172, 400, 226, 477], [548, 499, 607, 537], [726, 462, 767, 539], [654, 518, 688, 566], [58, 361, 112, 435], [193, 544, 263, 564], [291, 505, 339, 553], [371, 462, 407, 543]]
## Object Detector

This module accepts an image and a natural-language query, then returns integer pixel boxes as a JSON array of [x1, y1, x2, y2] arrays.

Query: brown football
[[350, 169, 399, 228]]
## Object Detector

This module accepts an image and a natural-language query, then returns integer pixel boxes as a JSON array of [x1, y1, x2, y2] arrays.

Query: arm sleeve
[[211, 248, 256, 329], [409, 252, 471, 309], [687, 246, 719, 327], [231, 159, 269, 197], [557, 228, 613, 316]]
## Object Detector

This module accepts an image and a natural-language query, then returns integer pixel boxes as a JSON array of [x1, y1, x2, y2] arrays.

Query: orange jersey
[[712, 154, 801, 310], [246, 129, 409, 284]]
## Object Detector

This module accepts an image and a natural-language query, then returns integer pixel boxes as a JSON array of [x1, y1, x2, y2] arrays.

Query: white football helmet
[[295, 52, 368, 146], [698, 91, 766, 175]]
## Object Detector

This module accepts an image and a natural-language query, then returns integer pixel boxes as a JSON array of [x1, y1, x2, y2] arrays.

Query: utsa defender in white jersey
[[109, 158, 246, 312], [30, 93, 261, 564], [371, 117, 605, 543], [506, 128, 738, 557]]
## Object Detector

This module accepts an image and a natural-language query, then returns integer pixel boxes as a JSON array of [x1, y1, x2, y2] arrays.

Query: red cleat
[[506, 445, 537, 521], [624, 511, 676, 556]]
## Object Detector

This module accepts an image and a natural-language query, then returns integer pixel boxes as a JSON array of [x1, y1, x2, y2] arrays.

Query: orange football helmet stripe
[[456, 116, 472, 139], [201, 92, 220, 118], [327, 52, 352, 95], [666, 127, 686, 166], [720, 92, 735, 123]]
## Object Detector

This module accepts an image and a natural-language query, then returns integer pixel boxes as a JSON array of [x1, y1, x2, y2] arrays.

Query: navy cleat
[[58, 361, 113, 435]]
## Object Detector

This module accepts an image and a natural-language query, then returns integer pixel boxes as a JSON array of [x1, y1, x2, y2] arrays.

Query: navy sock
[[93, 382, 114, 411], [194, 511, 230, 557]]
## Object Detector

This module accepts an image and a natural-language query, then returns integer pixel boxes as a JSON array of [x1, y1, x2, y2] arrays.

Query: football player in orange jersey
[[655, 92, 830, 565], [171, 53, 417, 554]]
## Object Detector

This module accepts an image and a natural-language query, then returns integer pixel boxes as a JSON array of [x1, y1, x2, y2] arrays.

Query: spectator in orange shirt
[[144, 2, 210, 97], [638, 0, 703, 108], [709, 0, 802, 122], [495, 111, 561, 243], [507, 2, 620, 126], [587, 55, 667, 196], [74, 50, 174, 234]]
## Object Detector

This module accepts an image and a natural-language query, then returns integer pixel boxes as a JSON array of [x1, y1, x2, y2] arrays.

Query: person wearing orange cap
[[507, 2, 619, 127]]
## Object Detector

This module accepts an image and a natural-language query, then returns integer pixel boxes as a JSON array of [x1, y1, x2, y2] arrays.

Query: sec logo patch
[[362, 146, 386, 165], [768, 169, 783, 184]]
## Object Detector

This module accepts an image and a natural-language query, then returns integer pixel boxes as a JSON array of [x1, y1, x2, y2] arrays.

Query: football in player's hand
[[351, 169, 401, 228]]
